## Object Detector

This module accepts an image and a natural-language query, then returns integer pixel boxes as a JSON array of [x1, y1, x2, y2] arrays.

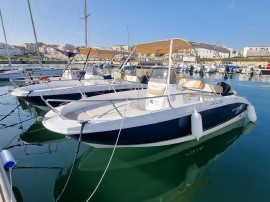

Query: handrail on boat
[[41, 80, 147, 118], [43, 90, 209, 120], [9, 78, 22, 89]]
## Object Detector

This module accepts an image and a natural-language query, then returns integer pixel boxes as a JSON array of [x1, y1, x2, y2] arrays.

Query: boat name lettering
[[211, 100, 223, 105]]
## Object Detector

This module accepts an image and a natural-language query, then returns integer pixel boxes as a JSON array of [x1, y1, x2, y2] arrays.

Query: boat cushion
[[183, 80, 205, 90]]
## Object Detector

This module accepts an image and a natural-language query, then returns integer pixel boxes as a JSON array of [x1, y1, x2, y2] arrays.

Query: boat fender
[[191, 110, 203, 140], [0, 149, 16, 170], [247, 104, 257, 122]]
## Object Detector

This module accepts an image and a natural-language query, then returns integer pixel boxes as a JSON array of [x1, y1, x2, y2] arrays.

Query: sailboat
[[0, 9, 13, 72], [42, 38, 257, 148], [0, 0, 63, 80]]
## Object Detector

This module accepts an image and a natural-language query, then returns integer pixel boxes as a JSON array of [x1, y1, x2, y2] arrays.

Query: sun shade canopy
[[189, 41, 231, 53], [78, 48, 129, 58], [135, 38, 192, 54]]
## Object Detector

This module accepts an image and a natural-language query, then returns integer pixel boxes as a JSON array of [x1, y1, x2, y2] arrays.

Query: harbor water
[[0, 73, 270, 202]]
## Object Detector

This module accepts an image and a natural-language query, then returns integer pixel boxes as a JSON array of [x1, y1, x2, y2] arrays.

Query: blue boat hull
[[75, 103, 248, 146], [19, 88, 133, 108]]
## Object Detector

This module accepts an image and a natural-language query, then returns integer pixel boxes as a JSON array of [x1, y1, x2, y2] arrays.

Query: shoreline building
[[0, 43, 22, 56], [243, 46, 270, 58]]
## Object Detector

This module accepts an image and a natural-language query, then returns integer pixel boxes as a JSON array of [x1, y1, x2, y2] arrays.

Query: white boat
[[241, 65, 261, 75], [0, 65, 63, 80], [11, 60, 147, 110], [42, 38, 257, 148], [204, 63, 218, 73]]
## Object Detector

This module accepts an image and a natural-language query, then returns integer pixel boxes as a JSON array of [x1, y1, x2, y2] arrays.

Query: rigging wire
[[32, 0, 55, 45]]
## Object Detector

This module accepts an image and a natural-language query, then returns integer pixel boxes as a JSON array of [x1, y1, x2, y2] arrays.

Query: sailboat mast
[[26, 0, 42, 66], [0, 9, 11, 67], [84, 0, 88, 47], [127, 26, 130, 50]]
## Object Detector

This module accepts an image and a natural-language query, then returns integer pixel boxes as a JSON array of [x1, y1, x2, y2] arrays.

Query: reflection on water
[[239, 74, 270, 83], [53, 119, 254, 202], [20, 121, 66, 144]]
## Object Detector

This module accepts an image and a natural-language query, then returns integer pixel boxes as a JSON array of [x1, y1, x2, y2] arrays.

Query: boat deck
[[64, 92, 216, 121]]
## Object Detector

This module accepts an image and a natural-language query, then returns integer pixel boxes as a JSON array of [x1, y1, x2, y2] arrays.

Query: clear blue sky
[[0, 0, 269, 50]]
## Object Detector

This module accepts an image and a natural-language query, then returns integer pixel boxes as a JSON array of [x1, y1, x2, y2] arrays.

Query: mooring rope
[[86, 99, 128, 202], [55, 121, 87, 202]]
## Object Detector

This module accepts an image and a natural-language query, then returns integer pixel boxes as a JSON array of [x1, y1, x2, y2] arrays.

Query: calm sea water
[[0, 73, 270, 202]]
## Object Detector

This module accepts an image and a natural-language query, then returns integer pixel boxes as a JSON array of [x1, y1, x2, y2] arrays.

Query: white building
[[111, 45, 129, 51], [190, 42, 231, 59], [0, 43, 22, 56], [58, 44, 76, 52], [243, 46, 270, 58], [22, 43, 37, 53]]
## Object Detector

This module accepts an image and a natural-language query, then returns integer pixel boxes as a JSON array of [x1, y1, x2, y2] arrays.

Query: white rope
[[86, 99, 128, 202]]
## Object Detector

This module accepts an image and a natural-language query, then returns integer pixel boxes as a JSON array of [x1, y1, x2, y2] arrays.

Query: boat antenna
[[26, 0, 42, 67], [0, 9, 11, 67]]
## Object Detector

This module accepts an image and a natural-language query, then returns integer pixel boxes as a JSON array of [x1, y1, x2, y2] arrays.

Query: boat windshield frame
[[149, 66, 177, 84], [122, 65, 137, 76]]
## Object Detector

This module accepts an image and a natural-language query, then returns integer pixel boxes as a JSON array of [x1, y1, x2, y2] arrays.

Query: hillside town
[[0, 41, 270, 63]]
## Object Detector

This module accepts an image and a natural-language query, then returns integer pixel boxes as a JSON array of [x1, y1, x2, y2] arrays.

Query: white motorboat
[[11, 63, 147, 110], [204, 63, 218, 73], [0, 65, 63, 80], [241, 65, 261, 75], [10, 47, 146, 110], [42, 38, 257, 148]]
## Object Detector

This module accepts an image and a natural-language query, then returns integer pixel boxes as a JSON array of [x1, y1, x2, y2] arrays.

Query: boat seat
[[183, 80, 205, 90], [145, 81, 167, 111], [147, 82, 166, 96], [179, 77, 187, 86], [124, 75, 141, 83], [203, 84, 223, 94], [112, 72, 124, 80]]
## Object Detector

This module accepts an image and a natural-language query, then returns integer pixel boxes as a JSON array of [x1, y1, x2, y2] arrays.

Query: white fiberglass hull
[[43, 89, 251, 148]]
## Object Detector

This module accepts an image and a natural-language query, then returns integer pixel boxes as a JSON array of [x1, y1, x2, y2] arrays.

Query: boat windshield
[[100, 64, 112, 75], [86, 64, 99, 75], [86, 64, 112, 76], [123, 65, 136, 76], [149, 67, 177, 84]]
